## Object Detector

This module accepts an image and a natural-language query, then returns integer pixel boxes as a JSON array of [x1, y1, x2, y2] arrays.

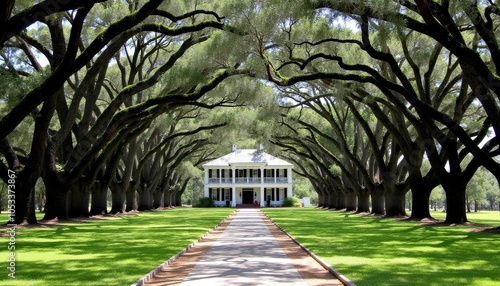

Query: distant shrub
[[283, 197, 302, 207], [194, 197, 215, 207]]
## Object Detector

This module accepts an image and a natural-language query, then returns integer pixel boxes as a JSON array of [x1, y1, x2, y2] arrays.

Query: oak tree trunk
[[68, 182, 89, 218], [409, 179, 434, 219], [356, 188, 370, 213], [346, 189, 357, 211], [328, 189, 337, 209], [371, 185, 385, 215], [317, 191, 325, 208], [90, 184, 108, 215], [125, 186, 137, 212], [42, 174, 69, 220], [385, 188, 407, 216], [443, 175, 468, 223], [175, 191, 182, 206], [335, 189, 347, 210], [164, 191, 173, 208], [153, 189, 164, 209], [12, 175, 37, 224], [110, 190, 126, 214], [137, 186, 152, 211]]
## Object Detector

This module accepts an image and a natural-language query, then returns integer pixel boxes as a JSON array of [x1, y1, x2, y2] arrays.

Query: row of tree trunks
[[42, 183, 183, 219], [316, 182, 420, 217]]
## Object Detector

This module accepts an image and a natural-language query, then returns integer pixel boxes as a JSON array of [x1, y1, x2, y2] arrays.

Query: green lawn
[[263, 208, 500, 286], [0, 208, 234, 286]]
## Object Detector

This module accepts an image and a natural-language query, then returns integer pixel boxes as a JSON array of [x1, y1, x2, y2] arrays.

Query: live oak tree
[[297, 0, 500, 223], [231, 0, 497, 223], [0, 0, 248, 224]]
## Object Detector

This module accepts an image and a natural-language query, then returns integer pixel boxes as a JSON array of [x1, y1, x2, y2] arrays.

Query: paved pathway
[[180, 209, 307, 286]]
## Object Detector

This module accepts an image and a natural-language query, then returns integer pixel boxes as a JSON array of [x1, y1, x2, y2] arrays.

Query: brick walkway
[[134, 209, 350, 286]]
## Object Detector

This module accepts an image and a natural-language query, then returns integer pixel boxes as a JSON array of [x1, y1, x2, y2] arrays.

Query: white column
[[204, 185, 209, 198], [204, 168, 209, 184], [274, 168, 277, 183], [219, 168, 222, 184], [231, 166, 235, 184], [232, 187, 236, 207], [260, 168, 264, 184]]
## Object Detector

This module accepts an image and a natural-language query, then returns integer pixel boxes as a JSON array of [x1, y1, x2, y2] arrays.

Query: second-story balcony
[[207, 177, 290, 184], [209, 177, 233, 184], [277, 177, 288, 183]]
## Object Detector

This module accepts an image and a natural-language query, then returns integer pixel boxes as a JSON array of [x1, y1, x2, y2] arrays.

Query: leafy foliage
[[194, 197, 215, 207], [283, 196, 301, 207]]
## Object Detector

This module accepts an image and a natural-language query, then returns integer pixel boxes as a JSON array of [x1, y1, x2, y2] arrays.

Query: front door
[[242, 190, 254, 204]]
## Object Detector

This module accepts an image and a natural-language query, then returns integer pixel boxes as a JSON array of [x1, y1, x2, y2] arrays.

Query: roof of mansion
[[202, 149, 293, 167]]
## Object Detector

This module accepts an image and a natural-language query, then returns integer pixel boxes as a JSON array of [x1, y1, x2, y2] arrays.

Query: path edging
[[263, 212, 357, 286], [130, 211, 236, 286]]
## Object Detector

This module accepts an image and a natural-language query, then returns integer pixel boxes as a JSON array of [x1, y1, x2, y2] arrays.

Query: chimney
[[232, 144, 237, 152], [259, 143, 264, 152]]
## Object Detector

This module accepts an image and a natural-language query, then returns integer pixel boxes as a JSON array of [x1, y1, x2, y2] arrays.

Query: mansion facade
[[202, 145, 293, 207]]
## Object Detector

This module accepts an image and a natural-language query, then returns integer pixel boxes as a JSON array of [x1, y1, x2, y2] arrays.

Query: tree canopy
[[1, 0, 499, 225]]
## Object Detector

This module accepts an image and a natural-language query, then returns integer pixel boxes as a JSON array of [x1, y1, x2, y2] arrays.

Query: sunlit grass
[[0, 208, 234, 286], [263, 208, 500, 286]]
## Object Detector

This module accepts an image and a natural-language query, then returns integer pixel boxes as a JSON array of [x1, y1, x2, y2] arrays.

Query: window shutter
[[222, 169, 225, 177], [250, 170, 253, 178], [277, 169, 280, 177], [272, 188, 275, 201], [264, 188, 267, 199], [209, 188, 212, 199], [217, 188, 220, 201], [284, 169, 287, 177], [209, 169, 212, 177], [244, 169, 247, 177], [258, 169, 261, 178], [272, 169, 275, 177], [217, 169, 220, 178], [230, 169, 232, 178], [284, 188, 288, 198], [230, 189, 233, 201], [277, 188, 280, 201]]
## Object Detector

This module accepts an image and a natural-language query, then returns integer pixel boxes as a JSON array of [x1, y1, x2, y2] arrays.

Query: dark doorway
[[242, 191, 254, 204]]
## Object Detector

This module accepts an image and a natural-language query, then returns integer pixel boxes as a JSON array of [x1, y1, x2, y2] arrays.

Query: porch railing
[[208, 177, 289, 184]]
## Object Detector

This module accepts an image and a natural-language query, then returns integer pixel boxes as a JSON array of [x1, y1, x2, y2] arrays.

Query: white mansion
[[202, 145, 294, 207]]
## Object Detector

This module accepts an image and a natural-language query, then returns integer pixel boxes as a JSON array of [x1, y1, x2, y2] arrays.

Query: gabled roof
[[202, 149, 293, 168]]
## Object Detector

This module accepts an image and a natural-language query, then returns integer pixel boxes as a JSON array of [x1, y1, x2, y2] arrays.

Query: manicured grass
[[263, 208, 500, 286], [0, 208, 234, 286]]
